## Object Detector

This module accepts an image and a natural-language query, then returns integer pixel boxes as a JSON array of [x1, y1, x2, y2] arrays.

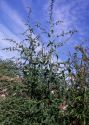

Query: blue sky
[[0, 0, 89, 60]]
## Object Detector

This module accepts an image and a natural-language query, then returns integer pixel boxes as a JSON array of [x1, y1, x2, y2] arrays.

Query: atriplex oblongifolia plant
[[2, 0, 89, 125]]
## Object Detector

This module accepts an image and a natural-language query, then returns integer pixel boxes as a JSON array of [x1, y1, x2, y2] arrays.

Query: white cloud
[[1, 1, 26, 31], [0, 1, 27, 59], [0, 24, 21, 48], [0, 24, 21, 59]]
